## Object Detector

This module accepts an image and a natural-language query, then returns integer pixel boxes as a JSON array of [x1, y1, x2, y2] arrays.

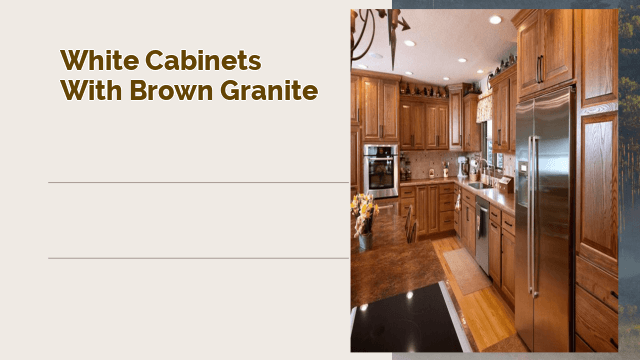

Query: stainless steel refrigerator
[[515, 87, 574, 352]]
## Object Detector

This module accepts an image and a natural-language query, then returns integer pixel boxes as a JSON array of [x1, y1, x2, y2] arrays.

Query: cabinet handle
[[536, 56, 540, 83], [379, 125, 382, 138], [459, 134, 462, 145], [357, 108, 360, 123], [466, 207, 469, 221], [498, 129, 501, 146], [539, 55, 544, 83], [505, 221, 513, 227], [491, 222, 498, 229], [491, 212, 498, 217], [444, 202, 451, 204], [611, 290, 618, 299], [444, 220, 451, 223], [610, 338, 618, 349]]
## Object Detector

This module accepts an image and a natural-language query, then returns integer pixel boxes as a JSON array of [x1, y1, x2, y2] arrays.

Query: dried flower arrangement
[[350, 193, 380, 237]]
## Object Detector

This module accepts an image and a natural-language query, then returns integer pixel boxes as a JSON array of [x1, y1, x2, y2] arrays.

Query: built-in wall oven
[[363, 144, 399, 199]]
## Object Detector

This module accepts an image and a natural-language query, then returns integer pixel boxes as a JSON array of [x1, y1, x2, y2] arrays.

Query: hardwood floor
[[431, 236, 517, 351]]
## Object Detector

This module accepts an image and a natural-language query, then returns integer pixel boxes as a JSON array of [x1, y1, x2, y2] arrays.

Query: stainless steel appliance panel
[[475, 196, 490, 275], [363, 144, 399, 199], [515, 98, 535, 351]]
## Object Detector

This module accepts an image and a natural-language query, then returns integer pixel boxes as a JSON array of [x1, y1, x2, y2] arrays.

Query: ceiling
[[351, 9, 519, 86]]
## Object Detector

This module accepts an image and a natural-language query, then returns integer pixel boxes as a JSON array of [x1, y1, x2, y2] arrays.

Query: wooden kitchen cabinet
[[400, 101, 426, 150], [501, 228, 516, 306], [351, 75, 360, 126], [416, 185, 427, 236], [489, 220, 502, 287], [350, 124, 361, 197], [461, 200, 475, 256], [579, 9, 618, 108], [447, 83, 472, 151], [463, 93, 481, 152], [361, 76, 399, 142], [426, 103, 449, 150], [577, 112, 618, 276], [513, 9, 575, 101], [489, 65, 516, 153], [427, 185, 439, 234]]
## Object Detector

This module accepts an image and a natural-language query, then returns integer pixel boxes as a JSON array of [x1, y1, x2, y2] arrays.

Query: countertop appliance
[[457, 156, 468, 178], [475, 196, 490, 275], [515, 87, 574, 352], [363, 144, 399, 199]]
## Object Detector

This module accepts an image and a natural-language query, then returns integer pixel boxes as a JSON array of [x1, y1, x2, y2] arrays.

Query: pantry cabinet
[[513, 9, 575, 101], [447, 83, 474, 151], [361, 76, 400, 142], [489, 65, 517, 154], [400, 101, 426, 150]]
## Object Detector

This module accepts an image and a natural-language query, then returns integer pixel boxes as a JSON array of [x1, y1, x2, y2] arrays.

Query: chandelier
[[351, 9, 411, 70]]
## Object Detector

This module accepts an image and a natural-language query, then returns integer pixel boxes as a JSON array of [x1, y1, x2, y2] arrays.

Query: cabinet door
[[492, 82, 501, 150], [580, 9, 618, 108], [425, 104, 438, 149], [517, 10, 542, 99], [350, 125, 361, 196], [468, 202, 476, 257], [380, 80, 399, 141], [540, 9, 574, 89], [400, 103, 413, 149], [509, 74, 517, 153], [449, 90, 463, 150], [413, 103, 426, 149], [502, 229, 516, 305], [454, 209, 460, 237], [428, 185, 439, 234], [361, 77, 380, 140], [417, 185, 427, 236], [351, 75, 360, 125], [489, 220, 502, 286], [578, 112, 618, 276], [498, 79, 510, 150], [464, 97, 481, 152], [437, 105, 449, 149]]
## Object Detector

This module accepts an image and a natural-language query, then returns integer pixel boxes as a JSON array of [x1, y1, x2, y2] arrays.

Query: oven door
[[364, 154, 398, 199]]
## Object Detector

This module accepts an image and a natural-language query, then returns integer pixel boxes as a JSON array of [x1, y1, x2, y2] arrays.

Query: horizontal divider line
[[49, 257, 349, 260], [48, 182, 348, 184]]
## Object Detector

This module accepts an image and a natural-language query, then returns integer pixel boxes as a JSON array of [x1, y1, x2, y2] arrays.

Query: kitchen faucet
[[476, 158, 494, 187]]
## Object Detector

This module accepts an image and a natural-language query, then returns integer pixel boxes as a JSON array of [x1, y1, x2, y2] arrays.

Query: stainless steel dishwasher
[[475, 196, 490, 275]]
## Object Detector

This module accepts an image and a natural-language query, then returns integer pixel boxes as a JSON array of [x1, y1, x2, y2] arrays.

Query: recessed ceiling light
[[360, 304, 368, 311], [477, 69, 484, 74], [490, 15, 502, 25], [458, 58, 467, 63], [358, 64, 368, 69], [404, 40, 416, 47], [370, 53, 383, 59], [405, 71, 413, 75], [443, 77, 450, 81], [407, 291, 414, 299]]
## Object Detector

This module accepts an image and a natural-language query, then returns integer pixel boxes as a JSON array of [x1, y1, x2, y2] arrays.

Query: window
[[483, 120, 503, 170]]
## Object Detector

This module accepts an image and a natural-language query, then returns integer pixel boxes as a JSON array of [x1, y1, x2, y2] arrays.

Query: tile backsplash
[[403, 151, 516, 180]]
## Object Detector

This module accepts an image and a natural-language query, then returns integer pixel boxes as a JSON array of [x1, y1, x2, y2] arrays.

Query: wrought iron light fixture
[[351, 9, 410, 70]]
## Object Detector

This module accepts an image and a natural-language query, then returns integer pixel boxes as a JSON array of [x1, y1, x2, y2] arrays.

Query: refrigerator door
[[530, 87, 573, 352], [515, 98, 535, 351]]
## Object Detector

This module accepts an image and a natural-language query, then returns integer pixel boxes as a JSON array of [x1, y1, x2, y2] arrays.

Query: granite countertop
[[400, 177, 516, 216]]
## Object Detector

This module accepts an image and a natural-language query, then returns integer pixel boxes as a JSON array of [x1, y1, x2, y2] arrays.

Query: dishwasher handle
[[477, 205, 488, 233]]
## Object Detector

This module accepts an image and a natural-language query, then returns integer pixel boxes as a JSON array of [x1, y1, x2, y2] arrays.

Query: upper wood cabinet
[[513, 9, 575, 101], [463, 93, 481, 152], [489, 65, 517, 154], [447, 83, 470, 150], [361, 76, 399, 142], [577, 112, 618, 277], [426, 103, 449, 150], [351, 75, 360, 126], [400, 101, 426, 150], [579, 9, 618, 108]]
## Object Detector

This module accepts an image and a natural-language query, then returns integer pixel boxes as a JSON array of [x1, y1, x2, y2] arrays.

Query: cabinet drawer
[[489, 205, 502, 224], [576, 256, 618, 311], [461, 188, 474, 205], [440, 210, 455, 231], [502, 212, 515, 235], [439, 193, 455, 211], [400, 198, 415, 218], [400, 186, 416, 198], [576, 286, 618, 352], [439, 183, 454, 194]]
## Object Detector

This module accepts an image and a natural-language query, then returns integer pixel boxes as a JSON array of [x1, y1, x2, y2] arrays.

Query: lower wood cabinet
[[401, 183, 457, 238], [501, 228, 516, 306], [575, 285, 618, 352], [489, 220, 502, 286], [427, 185, 439, 234], [461, 200, 475, 256], [416, 186, 427, 236]]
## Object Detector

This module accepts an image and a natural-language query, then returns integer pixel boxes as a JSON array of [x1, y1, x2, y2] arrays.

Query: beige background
[[0, 0, 390, 359]]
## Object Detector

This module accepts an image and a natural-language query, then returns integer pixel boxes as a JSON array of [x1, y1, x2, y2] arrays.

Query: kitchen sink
[[468, 182, 493, 190]]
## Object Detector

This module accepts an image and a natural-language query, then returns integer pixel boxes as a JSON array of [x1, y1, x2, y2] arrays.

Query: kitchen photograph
[[350, 9, 619, 353]]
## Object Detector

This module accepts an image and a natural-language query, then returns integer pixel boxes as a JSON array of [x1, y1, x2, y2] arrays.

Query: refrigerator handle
[[527, 135, 532, 295], [532, 135, 540, 299]]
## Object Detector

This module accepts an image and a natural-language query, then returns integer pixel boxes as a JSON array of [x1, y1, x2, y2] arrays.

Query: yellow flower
[[361, 204, 367, 214], [368, 203, 373, 209], [350, 202, 356, 208]]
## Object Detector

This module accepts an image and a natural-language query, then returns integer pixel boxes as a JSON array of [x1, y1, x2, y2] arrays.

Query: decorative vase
[[359, 233, 373, 250]]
